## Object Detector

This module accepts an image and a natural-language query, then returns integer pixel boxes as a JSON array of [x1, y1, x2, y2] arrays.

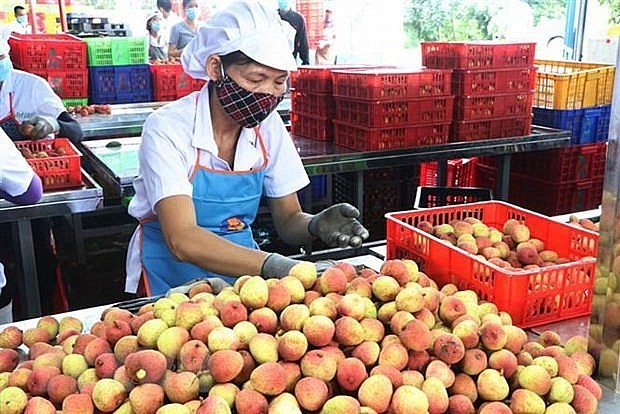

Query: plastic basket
[[510, 142, 607, 182], [85, 37, 148, 66], [451, 67, 537, 96], [333, 120, 450, 151], [451, 116, 532, 142], [331, 68, 452, 101], [8, 33, 87, 71], [61, 98, 88, 108], [32, 69, 88, 99], [15, 138, 82, 190], [290, 111, 332, 141], [532, 105, 611, 144], [454, 92, 533, 121], [386, 201, 598, 328], [533, 59, 615, 109], [89, 65, 152, 104], [149, 63, 202, 101], [419, 158, 475, 187], [334, 96, 454, 127], [421, 41, 536, 70], [291, 91, 335, 118], [414, 186, 493, 209], [290, 64, 370, 93]]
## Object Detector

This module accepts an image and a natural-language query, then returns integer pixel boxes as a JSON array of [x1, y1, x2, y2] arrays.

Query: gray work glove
[[205, 277, 232, 294], [261, 253, 337, 278], [309, 203, 370, 248], [22, 115, 59, 140], [166, 277, 232, 296]]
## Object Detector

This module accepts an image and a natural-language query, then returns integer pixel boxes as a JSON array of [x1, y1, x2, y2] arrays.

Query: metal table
[[0, 171, 103, 317], [79, 126, 570, 205]]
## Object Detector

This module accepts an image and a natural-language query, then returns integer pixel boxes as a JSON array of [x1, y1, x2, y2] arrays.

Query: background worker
[[0, 128, 43, 323], [2, 5, 32, 40], [168, 0, 200, 59], [277, 0, 310, 65], [125, 1, 368, 296], [147, 11, 168, 61]]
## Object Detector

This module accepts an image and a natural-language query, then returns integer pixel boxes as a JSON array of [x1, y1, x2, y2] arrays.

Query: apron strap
[[137, 225, 153, 298]]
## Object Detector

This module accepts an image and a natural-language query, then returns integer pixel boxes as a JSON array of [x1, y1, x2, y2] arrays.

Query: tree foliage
[[597, 0, 620, 23]]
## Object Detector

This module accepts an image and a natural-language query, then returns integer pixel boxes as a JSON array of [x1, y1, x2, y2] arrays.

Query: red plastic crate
[[150, 63, 203, 101], [334, 96, 454, 127], [386, 201, 597, 328], [452, 67, 537, 96], [333, 120, 450, 151], [419, 159, 475, 187], [454, 92, 533, 120], [510, 142, 607, 182], [421, 41, 536, 70], [290, 64, 370, 93], [32, 69, 88, 99], [290, 111, 332, 141], [451, 116, 532, 142], [15, 138, 82, 190], [291, 91, 335, 118], [331, 68, 452, 101], [8, 33, 87, 71]]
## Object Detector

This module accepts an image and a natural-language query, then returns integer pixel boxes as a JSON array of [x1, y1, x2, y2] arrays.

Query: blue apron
[[139, 128, 268, 296], [0, 92, 27, 140]]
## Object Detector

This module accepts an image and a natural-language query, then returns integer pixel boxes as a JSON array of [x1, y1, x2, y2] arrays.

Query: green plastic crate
[[85, 37, 148, 66], [61, 98, 88, 108]]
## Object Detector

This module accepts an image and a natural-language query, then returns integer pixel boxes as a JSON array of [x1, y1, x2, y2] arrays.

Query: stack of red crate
[[289, 64, 368, 141], [421, 41, 536, 142], [296, 0, 324, 52], [330, 68, 454, 151]]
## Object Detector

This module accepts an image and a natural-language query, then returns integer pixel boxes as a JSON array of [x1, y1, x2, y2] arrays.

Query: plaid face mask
[[215, 73, 284, 129]]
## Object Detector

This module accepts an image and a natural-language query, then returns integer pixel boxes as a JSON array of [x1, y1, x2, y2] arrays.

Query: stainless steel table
[[0, 171, 103, 317]]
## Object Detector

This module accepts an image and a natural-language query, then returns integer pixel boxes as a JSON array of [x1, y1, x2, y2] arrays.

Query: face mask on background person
[[0, 58, 13, 82], [185, 7, 198, 21], [215, 71, 283, 129], [16, 15, 26, 25], [151, 21, 161, 32]]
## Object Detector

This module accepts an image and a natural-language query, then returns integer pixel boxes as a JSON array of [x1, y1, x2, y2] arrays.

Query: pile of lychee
[[417, 217, 580, 270], [0, 259, 604, 413]]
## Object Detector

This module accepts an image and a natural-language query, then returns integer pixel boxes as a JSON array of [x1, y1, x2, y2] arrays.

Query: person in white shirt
[[125, 1, 368, 296], [2, 5, 32, 40], [147, 11, 167, 61], [0, 128, 43, 323], [0, 39, 82, 143]]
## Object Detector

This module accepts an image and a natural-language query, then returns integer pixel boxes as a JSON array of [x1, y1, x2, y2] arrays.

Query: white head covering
[[146, 10, 161, 22], [182, 0, 297, 80], [0, 39, 10, 56]]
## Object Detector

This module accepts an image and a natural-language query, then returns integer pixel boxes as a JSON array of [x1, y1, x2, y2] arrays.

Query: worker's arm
[[57, 111, 83, 144], [156, 194, 272, 277], [267, 193, 313, 245], [298, 16, 310, 65], [0, 174, 42, 204]]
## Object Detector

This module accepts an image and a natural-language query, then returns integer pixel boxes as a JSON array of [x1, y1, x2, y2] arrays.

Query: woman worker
[[125, 0, 369, 296], [168, 0, 200, 59], [147, 11, 167, 62], [0, 39, 82, 143], [0, 128, 43, 323]]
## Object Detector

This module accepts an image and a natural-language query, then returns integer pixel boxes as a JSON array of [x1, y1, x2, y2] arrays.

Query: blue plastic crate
[[533, 105, 610, 144], [89, 64, 152, 104], [298, 175, 328, 206]]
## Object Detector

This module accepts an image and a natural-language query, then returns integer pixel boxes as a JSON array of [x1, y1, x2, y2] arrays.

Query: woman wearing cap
[[0, 39, 82, 143], [125, 1, 369, 296], [168, 0, 200, 59], [147, 11, 167, 62]]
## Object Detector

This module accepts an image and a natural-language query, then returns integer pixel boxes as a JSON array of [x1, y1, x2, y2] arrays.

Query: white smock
[[0, 69, 65, 123]]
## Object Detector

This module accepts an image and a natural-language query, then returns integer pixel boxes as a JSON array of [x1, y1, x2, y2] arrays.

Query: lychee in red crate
[[419, 158, 475, 187], [510, 142, 607, 182], [454, 92, 533, 120], [331, 68, 452, 101], [451, 67, 537, 96], [8, 33, 87, 71], [334, 96, 454, 127], [421, 41, 536, 70], [290, 111, 332, 142], [386, 201, 597, 328], [291, 91, 335, 118], [451, 116, 532, 142], [15, 138, 82, 190], [333, 120, 450, 151], [32, 69, 88, 99], [290, 64, 370, 93]]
